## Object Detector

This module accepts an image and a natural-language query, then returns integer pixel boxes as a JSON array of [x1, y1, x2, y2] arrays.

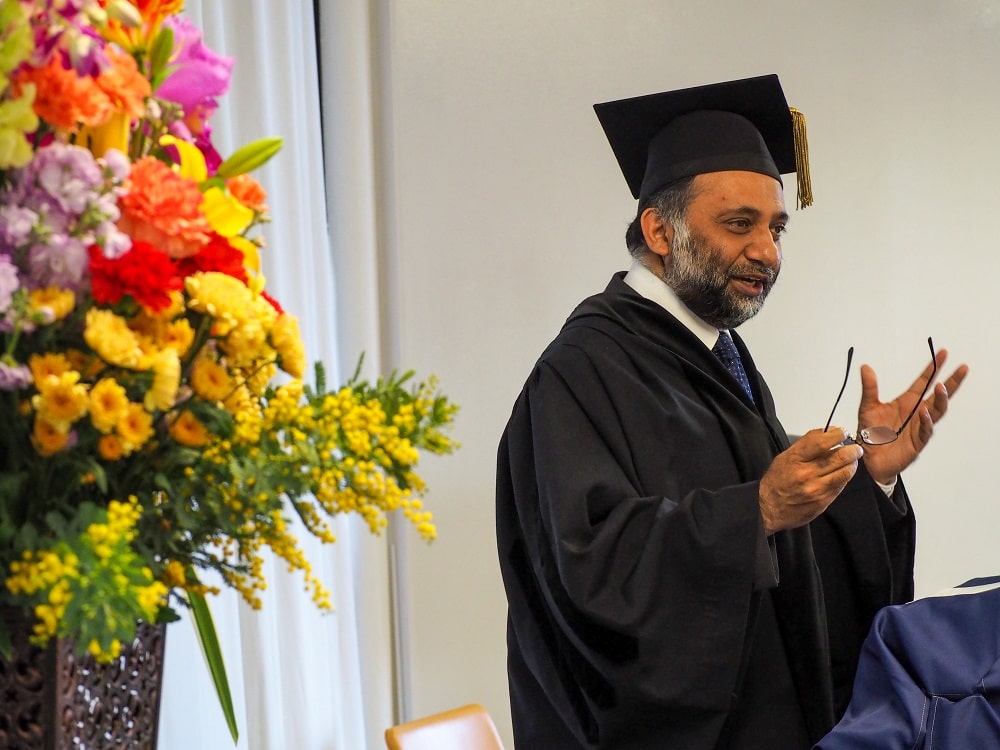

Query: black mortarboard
[[593, 74, 812, 207]]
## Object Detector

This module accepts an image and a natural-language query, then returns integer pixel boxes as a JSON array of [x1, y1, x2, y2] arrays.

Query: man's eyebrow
[[717, 206, 789, 223], [722, 206, 792, 224]]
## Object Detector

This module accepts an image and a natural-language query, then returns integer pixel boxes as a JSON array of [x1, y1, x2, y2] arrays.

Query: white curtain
[[158, 1, 394, 748]]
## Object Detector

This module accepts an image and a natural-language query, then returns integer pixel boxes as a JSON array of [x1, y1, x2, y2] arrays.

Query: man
[[495, 74, 968, 749]]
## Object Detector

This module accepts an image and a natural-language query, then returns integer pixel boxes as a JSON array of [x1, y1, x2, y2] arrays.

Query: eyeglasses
[[823, 337, 936, 446]]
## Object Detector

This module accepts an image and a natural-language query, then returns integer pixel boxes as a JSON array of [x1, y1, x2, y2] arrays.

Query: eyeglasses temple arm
[[824, 346, 854, 432], [894, 336, 937, 437]]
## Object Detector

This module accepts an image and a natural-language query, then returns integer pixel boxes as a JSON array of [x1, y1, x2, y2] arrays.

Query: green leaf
[[0, 616, 11, 661], [148, 26, 175, 87], [0, 471, 27, 505], [85, 459, 108, 495], [215, 137, 283, 180], [187, 589, 239, 744]]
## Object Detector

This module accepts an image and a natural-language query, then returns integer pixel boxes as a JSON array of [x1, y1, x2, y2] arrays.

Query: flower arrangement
[[0, 0, 458, 682]]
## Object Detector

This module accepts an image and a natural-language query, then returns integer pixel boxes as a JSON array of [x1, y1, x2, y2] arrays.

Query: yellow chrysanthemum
[[29, 353, 72, 384], [168, 410, 211, 447], [144, 349, 180, 412], [271, 313, 306, 379], [89, 378, 130, 434], [158, 318, 196, 356], [116, 402, 154, 453], [222, 317, 269, 368], [134, 332, 164, 371], [190, 355, 234, 402], [84, 308, 143, 368], [184, 272, 252, 336], [31, 417, 70, 456], [28, 286, 75, 322], [31, 371, 88, 432], [98, 433, 125, 461], [158, 289, 186, 319]]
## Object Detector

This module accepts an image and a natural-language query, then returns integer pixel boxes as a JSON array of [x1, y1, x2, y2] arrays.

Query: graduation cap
[[593, 74, 812, 208]]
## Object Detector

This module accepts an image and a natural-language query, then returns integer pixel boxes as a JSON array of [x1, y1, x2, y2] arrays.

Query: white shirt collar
[[623, 260, 723, 349]]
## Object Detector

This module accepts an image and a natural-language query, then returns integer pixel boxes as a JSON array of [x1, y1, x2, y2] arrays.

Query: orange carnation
[[226, 174, 268, 213], [14, 49, 149, 133], [94, 48, 150, 121], [16, 58, 110, 131], [119, 157, 211, 258]]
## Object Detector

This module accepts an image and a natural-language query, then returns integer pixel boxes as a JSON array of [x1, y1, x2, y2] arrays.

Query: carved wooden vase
[[0, 608, 166, 750]]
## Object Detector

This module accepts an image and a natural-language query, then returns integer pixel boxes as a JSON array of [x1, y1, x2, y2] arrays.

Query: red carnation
[[175, 233, 249, 282], [88, 242, 183, 312]]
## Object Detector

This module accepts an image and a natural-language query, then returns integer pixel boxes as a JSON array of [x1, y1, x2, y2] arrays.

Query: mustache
[[728, 259, 778, 283]]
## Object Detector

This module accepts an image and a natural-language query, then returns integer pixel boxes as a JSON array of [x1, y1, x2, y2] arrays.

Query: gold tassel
[[789, 107, 813, 209]]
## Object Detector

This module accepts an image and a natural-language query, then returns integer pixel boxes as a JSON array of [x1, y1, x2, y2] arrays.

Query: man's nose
[[745, 228, 780, 267]]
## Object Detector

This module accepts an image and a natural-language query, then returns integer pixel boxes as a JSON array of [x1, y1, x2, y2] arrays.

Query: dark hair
[[625, 175, 698, 258]]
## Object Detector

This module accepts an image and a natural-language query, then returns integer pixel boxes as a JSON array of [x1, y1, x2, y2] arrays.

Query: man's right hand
[[758, 428, 864, 535]]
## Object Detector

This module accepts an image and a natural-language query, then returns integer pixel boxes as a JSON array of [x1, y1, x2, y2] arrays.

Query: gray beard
[[661, 225, 779, 329]]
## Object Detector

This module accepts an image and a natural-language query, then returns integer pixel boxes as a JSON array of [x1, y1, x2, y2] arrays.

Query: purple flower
[[33, 142, 105, 214], [0, 361, 32, 391], [0, 144, 127, 288], [0, 256, 20, 312], [101, 149, 130, 182], [95, 223, 131, 260], [0, 206, 38, 252], [157, 17, 234, 116], [27, 238, 89, 292]]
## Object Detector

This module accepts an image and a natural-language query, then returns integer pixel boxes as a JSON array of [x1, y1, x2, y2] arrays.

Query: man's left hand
[[856, 347, 969, 486]]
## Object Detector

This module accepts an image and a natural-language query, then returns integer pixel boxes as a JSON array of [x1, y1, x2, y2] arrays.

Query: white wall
[[378, 1, 999, 745]]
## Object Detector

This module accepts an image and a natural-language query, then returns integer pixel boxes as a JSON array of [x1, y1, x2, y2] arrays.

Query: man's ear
[[640, 208, 675, 258]]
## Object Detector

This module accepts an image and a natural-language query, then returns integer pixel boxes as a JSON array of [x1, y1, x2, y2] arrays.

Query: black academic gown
[[496, 273, 915, 750]]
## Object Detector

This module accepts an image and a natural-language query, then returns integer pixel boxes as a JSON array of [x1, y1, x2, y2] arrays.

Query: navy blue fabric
[[815, 576, 1000, 749], [713, 332, 755, 403]]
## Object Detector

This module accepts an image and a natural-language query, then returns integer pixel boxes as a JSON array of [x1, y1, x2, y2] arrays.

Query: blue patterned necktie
[[712, 332, 754, 403]]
